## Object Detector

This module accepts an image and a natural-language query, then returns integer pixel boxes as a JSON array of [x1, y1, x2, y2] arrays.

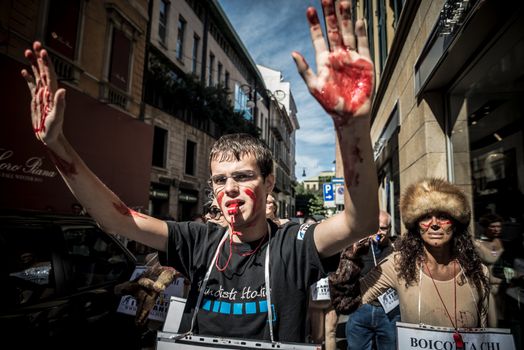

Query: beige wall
[[370, 0, 448, 192]]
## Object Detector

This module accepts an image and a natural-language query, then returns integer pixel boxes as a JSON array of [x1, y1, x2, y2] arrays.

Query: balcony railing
[[99, 81, 129, 110], [49, 53, 82, 84]]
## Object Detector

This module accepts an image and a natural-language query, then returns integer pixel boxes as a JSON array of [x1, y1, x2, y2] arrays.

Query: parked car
[[0, 211, 142, 349]]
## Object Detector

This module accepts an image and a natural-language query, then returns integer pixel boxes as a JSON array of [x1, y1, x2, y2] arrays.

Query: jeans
[[345, 303, 401, 350]]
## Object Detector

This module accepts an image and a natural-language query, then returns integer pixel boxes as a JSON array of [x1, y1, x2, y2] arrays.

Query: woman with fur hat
[[331, 178, 495, 341]]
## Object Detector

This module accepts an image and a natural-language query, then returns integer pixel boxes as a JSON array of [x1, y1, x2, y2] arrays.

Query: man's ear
[[264, 174, 275, 193]]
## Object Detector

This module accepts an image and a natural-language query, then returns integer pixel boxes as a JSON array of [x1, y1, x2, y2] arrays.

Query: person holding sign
[[19, 0, 378, 343], [330, 210, 400, 350], [335, 179, 496, 349]]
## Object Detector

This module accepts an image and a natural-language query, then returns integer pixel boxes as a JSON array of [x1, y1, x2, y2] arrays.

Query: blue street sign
[[323, 183, 334, 201]]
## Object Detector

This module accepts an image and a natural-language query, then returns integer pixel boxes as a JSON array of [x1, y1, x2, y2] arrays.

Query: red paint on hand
[[313, 56, 373, 124], [306, 7, 319, 25], [33, 80, 51, 133], [46, 148, 77, 177]]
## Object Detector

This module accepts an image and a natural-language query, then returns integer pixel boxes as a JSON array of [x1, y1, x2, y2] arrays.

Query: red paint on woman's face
[[313, 56, 373, 123], [46, 148, 77, 177]]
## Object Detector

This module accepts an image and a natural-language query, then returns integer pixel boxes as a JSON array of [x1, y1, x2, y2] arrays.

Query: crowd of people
[[18, 0, 523, 349]]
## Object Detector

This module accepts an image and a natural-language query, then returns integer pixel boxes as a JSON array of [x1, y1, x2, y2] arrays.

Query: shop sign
[[150, 188, 169, 199], [0, 148, 58, 183]]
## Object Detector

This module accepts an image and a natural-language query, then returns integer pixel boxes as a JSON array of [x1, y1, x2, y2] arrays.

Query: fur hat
[[400, 178, 470, 230]]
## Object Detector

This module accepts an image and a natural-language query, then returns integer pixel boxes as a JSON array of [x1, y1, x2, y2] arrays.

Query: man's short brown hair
[[209, 133, 273, 178]]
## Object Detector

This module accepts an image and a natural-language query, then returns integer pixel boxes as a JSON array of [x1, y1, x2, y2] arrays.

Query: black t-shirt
[[165, 220, 326, 342]]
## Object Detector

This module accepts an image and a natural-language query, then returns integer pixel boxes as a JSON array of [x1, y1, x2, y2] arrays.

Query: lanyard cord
[[186, 224, 275, 342], [370, 239, 378, 266], [423, 259, 458, 330]]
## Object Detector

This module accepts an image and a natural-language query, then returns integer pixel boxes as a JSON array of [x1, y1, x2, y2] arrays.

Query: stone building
[[144, 0, 271, 220], [258, 65, 300, 219], [352, 0, 524, 240], [0, 0, 152, 213]]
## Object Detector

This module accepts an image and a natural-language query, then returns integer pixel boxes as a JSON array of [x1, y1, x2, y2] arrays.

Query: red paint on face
[[312, 57, 373, 123], [244, 188, 257, 212], [306, 7, 319, 25], [420, 222, 431, 229], [46, 148, 77, 177], [216, 191, 225, 207]]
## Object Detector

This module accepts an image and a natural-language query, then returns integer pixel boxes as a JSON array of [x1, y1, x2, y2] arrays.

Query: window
[[63, 228, 129, 289], [185, 140, 196, 175], [377, 0, 388, 70], [225, 71, 230, 90], [391, 0, 404, 27], [158, 0, 169, 43], [217, 62, 223, 85], [3, 227, 56, 306], [108, 28, 131, 91], [365, 0, 375, 66], [176, 16, 186, 61], [152, 126, 168, 168], [208, 53, 215, 86], [45, 0, 81, 60], [192, 34, 200, 74], [234, 83, 253, 120]]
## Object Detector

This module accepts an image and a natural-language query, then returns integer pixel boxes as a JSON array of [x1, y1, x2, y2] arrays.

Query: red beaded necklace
[[424, 259, 464, 349]]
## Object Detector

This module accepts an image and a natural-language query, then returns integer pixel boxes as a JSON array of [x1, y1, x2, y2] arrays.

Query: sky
[[218, 0, 336, 181]]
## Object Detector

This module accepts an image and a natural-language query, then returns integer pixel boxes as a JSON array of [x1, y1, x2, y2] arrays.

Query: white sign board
[[396, 322, 515, 350], [334, 183, 344, 205], [310, 277, 331, 301], [117, 266, 186, 322]]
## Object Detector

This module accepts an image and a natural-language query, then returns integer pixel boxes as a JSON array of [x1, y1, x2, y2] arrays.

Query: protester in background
[[203, 197, 228, 227], [266, 193, 289, 226], [474, 213, 505, 326], [330, 210, 400, 350], [331, 178, 495, 347], [20, 0, 378, 341]]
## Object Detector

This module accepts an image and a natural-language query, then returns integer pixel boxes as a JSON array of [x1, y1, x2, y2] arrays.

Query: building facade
[[258, 65, 300, 219], [0, 0, 153, 213], [354, 0, 524, 244], [144, 0, 271, 220]]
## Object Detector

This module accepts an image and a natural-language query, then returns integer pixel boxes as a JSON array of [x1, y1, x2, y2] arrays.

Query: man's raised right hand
[[21, 41, 66, 146]]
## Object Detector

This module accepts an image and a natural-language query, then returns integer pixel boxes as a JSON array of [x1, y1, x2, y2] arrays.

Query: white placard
[[310, 277, 331, 301], [396, 322, 515, 350], [377, 288, 399, 314], [117, 266, 186, 321]]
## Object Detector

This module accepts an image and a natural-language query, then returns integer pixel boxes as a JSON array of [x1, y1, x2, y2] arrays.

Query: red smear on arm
[[112, 201, 147, 219], [45, 148, 77, 177]]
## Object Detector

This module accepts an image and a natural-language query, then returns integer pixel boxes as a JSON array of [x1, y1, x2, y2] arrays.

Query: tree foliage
[[146, 53, 259, 137]]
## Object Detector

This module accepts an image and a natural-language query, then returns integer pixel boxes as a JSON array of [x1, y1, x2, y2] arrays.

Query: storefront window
[[449, 33, 524, 233]]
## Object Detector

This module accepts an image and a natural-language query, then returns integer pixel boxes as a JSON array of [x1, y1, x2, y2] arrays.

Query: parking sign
[[323, 183, 335, 207]]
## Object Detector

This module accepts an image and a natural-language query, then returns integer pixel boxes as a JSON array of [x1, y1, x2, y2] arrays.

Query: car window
[[63, 227, 130, 289], [1, 226, 57, 307]]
